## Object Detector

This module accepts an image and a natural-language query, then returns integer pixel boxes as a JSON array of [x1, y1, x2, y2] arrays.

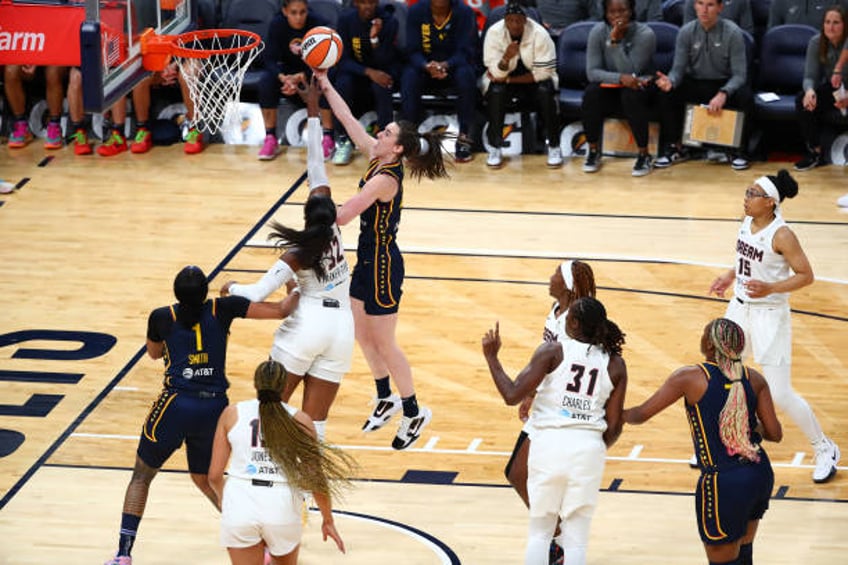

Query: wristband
[[370, 37, 379, 45]]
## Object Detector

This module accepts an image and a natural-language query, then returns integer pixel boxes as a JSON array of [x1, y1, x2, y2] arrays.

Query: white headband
[[560, 260, 574, 291], [755, 176, 780, 207]]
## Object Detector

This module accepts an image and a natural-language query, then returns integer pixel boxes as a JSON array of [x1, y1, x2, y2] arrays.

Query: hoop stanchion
[[141, 28, 264, 134]]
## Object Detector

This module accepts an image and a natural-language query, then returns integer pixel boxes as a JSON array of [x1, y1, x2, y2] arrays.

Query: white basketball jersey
[[297, 224, 351, 306], [732, 215, 791, 306], [530, 339, 614, 433], [226, 399, 298, 484], [542, 302, 567, 344]]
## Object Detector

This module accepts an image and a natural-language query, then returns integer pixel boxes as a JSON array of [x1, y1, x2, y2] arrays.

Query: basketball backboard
[[80, 0, 195, 112]]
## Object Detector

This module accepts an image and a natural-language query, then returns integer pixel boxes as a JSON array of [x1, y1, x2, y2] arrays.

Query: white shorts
[[527, 427, 606, 520], [725, 298, 791, 366], [220, 477, 303, 556], [271, 298, 354, 383]]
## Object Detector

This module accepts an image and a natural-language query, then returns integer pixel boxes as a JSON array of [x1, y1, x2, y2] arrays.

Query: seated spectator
[[482, 1, 562, 168], [536, 0, 603, 35], [683, 0, 753, 33], [582, 0, 657, 175], [258, 0, 333, 161], [768, 0, 848, 29], [65, 67, 201, 157], [125, 64, 203, 155], [402, 0, 479, 162], [332, 0, 402, 165], [634, 0, 662, 21], [794, 6, 848, 170], [655, 0, 754, 170], [5, 65, 67, 150]]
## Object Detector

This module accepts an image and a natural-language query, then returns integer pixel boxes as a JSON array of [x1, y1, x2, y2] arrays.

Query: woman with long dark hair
[[314, 70, 450, 450], [222, 82, 354, 444]]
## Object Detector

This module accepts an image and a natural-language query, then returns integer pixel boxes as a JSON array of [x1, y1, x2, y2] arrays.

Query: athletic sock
[[375, 376, 392, 399], [48, 116, 60, 124], [117, 513, 141, 556], [313, 420, 326, 442], [738, 543, 753, 565], [401, 394, 419, 418], [265, 127, 275, 136], [136, 121, 148, 131]]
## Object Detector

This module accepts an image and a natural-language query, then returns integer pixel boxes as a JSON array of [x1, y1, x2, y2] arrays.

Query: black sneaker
[[794, 151, 821, 172], [654, 145, 690, 168], [582, 149, 601, 173], [391, 406, 432, 450], [632, 153, 652, 177], [455, 136, 473, 163]]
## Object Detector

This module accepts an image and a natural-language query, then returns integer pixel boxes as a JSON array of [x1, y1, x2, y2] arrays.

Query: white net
[[172, 31, 264, 134]]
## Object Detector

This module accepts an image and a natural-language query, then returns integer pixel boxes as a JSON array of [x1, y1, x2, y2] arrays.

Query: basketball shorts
[[725, 298, 792, 366], [349, 249, 404, 315], [527, 427, 606, 520], [220, 477, 303, 556], [696, 461, 774, 544], [270, 297, 354, 383], [137, 389, 228, 473]]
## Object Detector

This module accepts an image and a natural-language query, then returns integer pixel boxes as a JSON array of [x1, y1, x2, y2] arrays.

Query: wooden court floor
[[0, 141, 847, 564]]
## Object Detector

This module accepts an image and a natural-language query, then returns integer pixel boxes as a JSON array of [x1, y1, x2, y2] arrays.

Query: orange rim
[[171, 29, 262, 58]]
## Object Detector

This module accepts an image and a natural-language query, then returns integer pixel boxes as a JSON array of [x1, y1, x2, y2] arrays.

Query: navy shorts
[[349, 250, 404, 315], [137, 389, 228, 474], [695, 460, 774, 544]]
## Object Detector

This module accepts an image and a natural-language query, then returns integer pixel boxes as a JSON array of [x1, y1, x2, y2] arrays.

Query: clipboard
[[682, 104, 744, 148]]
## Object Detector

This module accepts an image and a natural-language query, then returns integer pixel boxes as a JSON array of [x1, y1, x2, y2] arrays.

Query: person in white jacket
[[481, 2, 562, 169]]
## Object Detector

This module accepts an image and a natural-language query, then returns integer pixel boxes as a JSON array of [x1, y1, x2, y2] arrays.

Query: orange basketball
[[301, 26, 343, 70]]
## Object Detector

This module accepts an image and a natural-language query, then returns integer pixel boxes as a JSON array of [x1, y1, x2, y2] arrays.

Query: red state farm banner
[[0, 2, 126, 66], [0, 4, 86, 65]]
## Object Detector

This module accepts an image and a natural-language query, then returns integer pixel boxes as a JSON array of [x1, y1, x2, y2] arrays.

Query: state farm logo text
[[0, 26, 46, 52]]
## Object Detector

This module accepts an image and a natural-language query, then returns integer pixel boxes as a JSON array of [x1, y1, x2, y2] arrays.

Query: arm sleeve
[[228, 260, 295, 302], [802, 36, 820, 92], [722, 28, 747, 95], [667, 26, 690, 87], [530, 27, 558, 83], [586, 24, 619, 84], [307, 117, 329, 189]]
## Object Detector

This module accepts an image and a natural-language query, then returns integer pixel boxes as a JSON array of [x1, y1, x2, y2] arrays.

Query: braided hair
[[569, 296, 625, 356], [266, 194, 337, 281], [254, 360, 356, 498], [708, 318, 761, 462]]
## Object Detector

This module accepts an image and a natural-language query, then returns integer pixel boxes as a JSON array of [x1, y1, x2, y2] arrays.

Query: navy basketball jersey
[[686, 362, 763, 470], [356, 158, 404, 259], [147, 296, 250, 394]]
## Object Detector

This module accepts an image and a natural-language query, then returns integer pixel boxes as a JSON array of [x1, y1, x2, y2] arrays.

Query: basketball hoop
[[141, 28, 264, 134]]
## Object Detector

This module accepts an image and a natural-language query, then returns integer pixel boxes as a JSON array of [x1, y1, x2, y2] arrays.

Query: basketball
[[301, 26, 343, 69]]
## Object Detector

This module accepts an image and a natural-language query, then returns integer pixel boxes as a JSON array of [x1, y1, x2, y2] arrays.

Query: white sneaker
[[486, 146, 503, 168], [812, 438, 840, 483], [0, 180, 15, 194], [391, 406, 432, 450], [361, 394, 402, 432], [837, 193, 848, 207], [546, 145, 563, 167]]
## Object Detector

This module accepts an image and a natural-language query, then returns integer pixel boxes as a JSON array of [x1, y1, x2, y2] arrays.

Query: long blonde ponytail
[[709, 319, 761, 462]]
